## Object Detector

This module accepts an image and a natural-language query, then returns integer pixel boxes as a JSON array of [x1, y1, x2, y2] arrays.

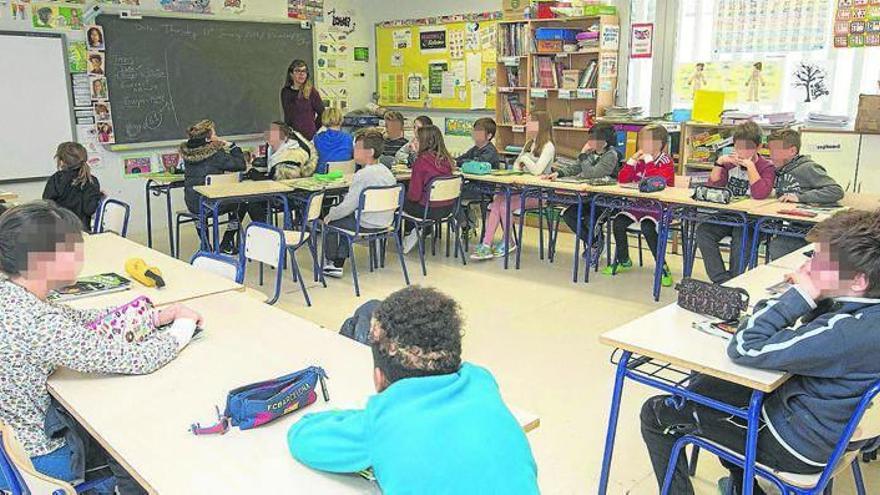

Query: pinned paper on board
[[123, 156, 152, 176], [32, 3, 84, 30], [441, 73, 456, 99], [692, 90, 726, 124], [428, 62, 447, 95], [391, 51, 404, 67], [393, 28, 412, 49], [465, 23, 479, 51], [420, 27, 447, 53], [469, 81, 487, 109], [448, 29, 464, 59], [466, 52, 482, 82], [407, 74, 422, 101]]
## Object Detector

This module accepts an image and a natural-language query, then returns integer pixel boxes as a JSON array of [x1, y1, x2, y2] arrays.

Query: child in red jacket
[[603, 124, 675, 287], [401, 125, 455, 254], [696, 121, 776, 284]]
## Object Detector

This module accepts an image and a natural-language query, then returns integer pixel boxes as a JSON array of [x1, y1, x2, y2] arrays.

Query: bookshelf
[[495, 15, 620, 158], [680, 121, 789, 178]]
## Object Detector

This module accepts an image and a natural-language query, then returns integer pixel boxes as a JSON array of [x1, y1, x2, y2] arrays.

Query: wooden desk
[[69, 233, 242, 309], [49, 291, 538, 494], [769, 244, 813, 271], [724, 264, 792, 309], [194, 180, 294, 199]]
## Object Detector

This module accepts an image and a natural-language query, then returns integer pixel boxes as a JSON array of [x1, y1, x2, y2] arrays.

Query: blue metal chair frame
[[92, 198, 131, 237], [198, 191, 292, 253], [661, 379, 880, 495], [462, 178, 516, 269], [238, 221, 288, 305], [749, 217, 813, 269], [321, 184, 410, 297], [673, 207, 752, 279], [402, 176, 467, 276], [283, 191, 327, 307], [584, 195, 672, 301], [598, 350, 766, 495], [188, 251, 243, 283]]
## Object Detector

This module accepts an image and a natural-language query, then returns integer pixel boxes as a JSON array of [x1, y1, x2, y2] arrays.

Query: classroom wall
[[0, 0, 371, 244]]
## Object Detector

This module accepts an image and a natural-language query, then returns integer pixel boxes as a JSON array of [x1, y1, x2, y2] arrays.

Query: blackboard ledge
[[107, 133, 264, 152]]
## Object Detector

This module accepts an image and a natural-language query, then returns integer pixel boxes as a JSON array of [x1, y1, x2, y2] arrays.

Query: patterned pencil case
[[191, 366, 329, 435], [675, 277, 750, 322], [85, 296, 156, 343], [691, 185, 732, 205]]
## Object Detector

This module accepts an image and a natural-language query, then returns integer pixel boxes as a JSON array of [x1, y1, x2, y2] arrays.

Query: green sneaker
[[601, 259, 633, 276], [491, 241, 517, 258], [470, 243, 494, 261], [661, 264, 674, 287]]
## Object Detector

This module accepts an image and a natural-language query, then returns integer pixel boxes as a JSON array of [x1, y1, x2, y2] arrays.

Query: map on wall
[[713, 0, 832, 54]]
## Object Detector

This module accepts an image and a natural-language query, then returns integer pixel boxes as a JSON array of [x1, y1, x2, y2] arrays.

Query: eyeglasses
[[292, 69, 308, 74]]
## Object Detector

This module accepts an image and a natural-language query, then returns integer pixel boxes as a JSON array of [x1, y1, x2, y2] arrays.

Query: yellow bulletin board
[[376, 20, 497, 110]]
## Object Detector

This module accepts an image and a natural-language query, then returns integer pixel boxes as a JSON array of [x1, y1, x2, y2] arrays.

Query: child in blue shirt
[[312, 107, 353, 174], [288, 286, 539, 494]]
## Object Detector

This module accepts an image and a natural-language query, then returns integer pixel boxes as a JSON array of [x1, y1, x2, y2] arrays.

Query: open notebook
[[48, 273, 131, 302]]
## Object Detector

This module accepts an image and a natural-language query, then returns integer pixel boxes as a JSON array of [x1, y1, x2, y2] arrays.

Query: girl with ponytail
[[42, 142, 102, 230]]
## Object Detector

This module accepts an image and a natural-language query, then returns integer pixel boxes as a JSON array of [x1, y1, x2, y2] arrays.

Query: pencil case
[[692, 185, 732, 204], [86, 295, 156, 343], [461, 161, 492, 175], [675, 277, 750, 322], [191, 366, 329, 435]]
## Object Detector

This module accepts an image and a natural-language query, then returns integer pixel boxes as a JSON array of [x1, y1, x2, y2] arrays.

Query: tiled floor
[[155, 225, 879, 495]]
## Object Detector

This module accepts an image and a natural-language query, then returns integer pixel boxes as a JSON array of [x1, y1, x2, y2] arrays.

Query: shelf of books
[[680, 121, 789, 182], [496, 15, 619, 158]]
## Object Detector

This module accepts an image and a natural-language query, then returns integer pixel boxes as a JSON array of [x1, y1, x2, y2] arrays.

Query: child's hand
[[581, 141, 593, 153], [784, 262, 821, 301], [737, 157, 756, 171], [717, 155, 736, 165], [779, 193, 799, 203], [174, 305, 204, 327], [540, 173, 558, 181], [632, 149, 645, 161], [158, 304, 204, 327]]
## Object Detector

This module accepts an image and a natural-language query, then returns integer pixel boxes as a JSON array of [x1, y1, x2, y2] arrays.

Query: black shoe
[[219, 231, 238, 255]]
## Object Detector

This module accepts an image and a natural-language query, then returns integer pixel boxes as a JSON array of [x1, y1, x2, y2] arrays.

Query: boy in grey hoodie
[[641, 209, 880, 495], [767, 129, 845, 260]]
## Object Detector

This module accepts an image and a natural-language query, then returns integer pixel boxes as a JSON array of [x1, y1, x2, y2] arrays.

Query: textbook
[[48, 273, 131, 302]]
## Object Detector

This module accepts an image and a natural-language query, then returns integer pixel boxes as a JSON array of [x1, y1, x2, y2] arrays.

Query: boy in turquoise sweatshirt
[[287, 286, 539, 494]]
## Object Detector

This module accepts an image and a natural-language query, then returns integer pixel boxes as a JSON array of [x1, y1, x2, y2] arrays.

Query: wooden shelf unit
[[495, 15, 619, 159], [679, 121, 788, 176]]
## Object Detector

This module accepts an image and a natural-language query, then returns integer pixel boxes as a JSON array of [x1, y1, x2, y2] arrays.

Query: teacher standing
[[281, 59, 325, 140]]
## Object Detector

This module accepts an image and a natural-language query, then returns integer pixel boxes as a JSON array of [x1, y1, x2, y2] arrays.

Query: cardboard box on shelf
[[855, 94, 880, 134], [503, 0, 527, 19]]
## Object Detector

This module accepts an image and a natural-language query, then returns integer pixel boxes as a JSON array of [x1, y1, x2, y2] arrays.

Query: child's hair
[[639, 124, 669, 153], [286, 59, 313, 98], [355, 130, 385, 159], [416, 125, 453, 165], [807, 209, 880, 297], [588, 123, 617, 150], [527, 110, 553, 154], [54, 142, 93, 187], [187, 119, 215, 141], [473, 117, 497, 141], [384, 111, 404, 125], [768, 128, 801, 153], [371, 286, 462, 383], [323, 107, 344, 128], [732, 121, 763, 147], [414, 115, 433, 127], [0, 200, 84, 277]]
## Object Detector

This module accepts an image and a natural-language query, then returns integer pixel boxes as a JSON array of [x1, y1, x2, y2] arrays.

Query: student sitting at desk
[[321, 130, 396, 279], [380, 111, 408, 167], [542, 123, 619, 261], [394, 115, 433, 167], [766, 128, 844, 260], [455, 117, 503, 169], [696, 121, 776, 284], [179, 119, 247, 255], [640, 209, 880, 495], [313, 107, 353, 174], [603, 124, 675, 287], [0, 201, 201, 494], [470, 111, 556, 261], [42, 142, 102, 231], [288, 286, 538, 494], [247, 121, 317, 181], [401, 124, 456, 253]]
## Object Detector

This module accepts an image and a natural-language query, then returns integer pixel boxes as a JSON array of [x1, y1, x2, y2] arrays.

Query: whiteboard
[[0, 32, 75, 182]]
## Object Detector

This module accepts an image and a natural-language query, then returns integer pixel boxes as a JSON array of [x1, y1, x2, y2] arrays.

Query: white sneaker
[[403, 230, 420, 254], [322, 264, 343, 279]]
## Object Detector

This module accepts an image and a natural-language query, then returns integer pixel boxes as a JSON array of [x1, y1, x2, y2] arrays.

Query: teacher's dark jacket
[[178, 139, 246, 214], [281, 86, 325, 140]]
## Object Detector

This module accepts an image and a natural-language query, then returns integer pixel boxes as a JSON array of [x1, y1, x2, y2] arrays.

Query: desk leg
[[165, 186, 174, 256], [598, 350, 631, 494], [742, 391, 764, 495], [749, 219, 764, 270], [652, 208, 671, 302], [503, 186, 512, 270], [515, 190, 530, 270], [145, 181, 154, 249], [736, 216, 751, 276], [572, 196, 583, 284], [584, 197, 597, 284], [212, 201, 221, 253]]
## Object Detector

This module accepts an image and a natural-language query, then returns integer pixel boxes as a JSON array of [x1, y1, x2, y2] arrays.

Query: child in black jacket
[[42, 142, 102, 230]]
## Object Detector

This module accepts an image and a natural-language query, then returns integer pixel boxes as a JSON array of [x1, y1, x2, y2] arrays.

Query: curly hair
[[371, 286, 463, 383]]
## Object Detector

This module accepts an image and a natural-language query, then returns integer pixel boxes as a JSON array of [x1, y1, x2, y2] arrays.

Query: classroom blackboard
[[97, 15, 313, 145]]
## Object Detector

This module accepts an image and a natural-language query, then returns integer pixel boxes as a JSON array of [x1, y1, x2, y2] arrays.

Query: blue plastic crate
[[535, 28, 579, 42]]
